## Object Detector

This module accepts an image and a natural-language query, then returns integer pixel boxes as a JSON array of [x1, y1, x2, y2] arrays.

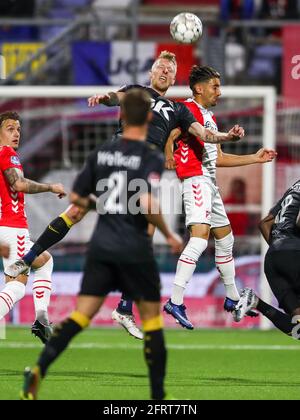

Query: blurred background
[[0, 0, 299, 328]]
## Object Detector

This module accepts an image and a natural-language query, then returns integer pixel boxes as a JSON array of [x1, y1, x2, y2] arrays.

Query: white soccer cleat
[[5, 259, 30, 277], [112, 309, 144, 340], [234, 288, 258, 322]]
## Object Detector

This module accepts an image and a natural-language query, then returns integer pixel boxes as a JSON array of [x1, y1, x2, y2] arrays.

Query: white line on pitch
[[0, 342, 299, 351]]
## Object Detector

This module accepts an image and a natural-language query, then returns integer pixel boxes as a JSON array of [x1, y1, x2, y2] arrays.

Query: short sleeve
[[176, 102, 197, 133], [0, 147, 21, 172], [72, 151, 97, 197]]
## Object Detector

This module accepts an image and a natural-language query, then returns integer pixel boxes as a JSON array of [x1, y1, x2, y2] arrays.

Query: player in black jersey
[[7, 51, 244, 339], [234, 179, 300, 338], [88, 51, 244, 149], [21, 89, 183, 401]]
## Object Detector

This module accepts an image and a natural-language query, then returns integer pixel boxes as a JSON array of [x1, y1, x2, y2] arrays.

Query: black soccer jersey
[[73, 137, 164, 263], [269, 179, 300, 251], [114, 85, 197, 151]]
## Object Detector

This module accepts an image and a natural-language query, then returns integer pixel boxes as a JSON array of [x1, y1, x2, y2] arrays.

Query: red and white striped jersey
[[0, 146, 27, 228], [174, 99, 218, 180]]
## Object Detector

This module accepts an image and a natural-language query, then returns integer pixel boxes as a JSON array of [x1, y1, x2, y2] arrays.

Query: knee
[[182, 237, 208, 261], [215, 232, 234, 256], [65, 205, 86, 224], [7, 280, 26, 300]]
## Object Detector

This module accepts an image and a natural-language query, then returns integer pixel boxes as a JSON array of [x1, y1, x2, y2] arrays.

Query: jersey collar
[[190, 98, 210, 114]]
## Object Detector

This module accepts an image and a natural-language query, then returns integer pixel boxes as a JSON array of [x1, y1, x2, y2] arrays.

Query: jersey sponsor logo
[[10, 156, 20, 165], [97, 151, 141, 170], [151, 100, 174, 121], [204, 120, 218, 132]]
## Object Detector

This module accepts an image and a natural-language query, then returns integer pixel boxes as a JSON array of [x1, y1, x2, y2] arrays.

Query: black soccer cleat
[[31, 320, 53, 344]]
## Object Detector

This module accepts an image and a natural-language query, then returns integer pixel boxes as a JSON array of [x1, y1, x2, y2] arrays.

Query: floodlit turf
[[1, 326, 300, 400]]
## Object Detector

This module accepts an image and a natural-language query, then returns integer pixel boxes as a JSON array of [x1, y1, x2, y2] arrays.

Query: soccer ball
[[170, 13, 203, 44]]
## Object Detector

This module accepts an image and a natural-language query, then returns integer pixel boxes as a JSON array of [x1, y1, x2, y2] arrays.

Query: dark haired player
[[163, 65, 276, 329], [0, 111, 66, 343]]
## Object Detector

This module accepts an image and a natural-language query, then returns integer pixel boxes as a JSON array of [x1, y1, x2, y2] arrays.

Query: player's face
[[149, 59, 177, 95], [200, 78, 221, 107], [0, 119, 21, 150]]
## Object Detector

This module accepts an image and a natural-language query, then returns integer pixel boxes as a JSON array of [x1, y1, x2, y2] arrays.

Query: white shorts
[[0, 226, 33, 272], [182, 176, 230, 228]]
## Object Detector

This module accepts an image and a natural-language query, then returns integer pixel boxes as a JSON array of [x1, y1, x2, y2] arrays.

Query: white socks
[[0, 281, 26, 320], [32, 256, 53, 325], [171, 237, 208, 305], [215, 232, 240, 301]]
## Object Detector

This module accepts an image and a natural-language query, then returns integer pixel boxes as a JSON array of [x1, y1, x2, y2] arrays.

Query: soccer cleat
[[5, 259, 30, 278], [234, 288, 258, 322], [163, 299, 194, 330], [224, 297, 238, 312], [112, 309, 143, 340], [31, 320, 53, 344], [224, 296, 259, 322], [224, 297, 240, 322], [20, 367, 41, 400]]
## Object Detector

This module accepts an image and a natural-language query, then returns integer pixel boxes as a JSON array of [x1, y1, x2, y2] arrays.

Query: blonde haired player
[[7, 52, 243, 339], [0, 111, 66, 343]]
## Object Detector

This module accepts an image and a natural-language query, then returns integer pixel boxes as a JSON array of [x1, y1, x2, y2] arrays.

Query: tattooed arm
[[189, 123, 245, 144], [4, 168, 66, 197]]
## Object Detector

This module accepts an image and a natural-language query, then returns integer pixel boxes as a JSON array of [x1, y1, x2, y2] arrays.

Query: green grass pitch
[[1, 327, 300, 400]]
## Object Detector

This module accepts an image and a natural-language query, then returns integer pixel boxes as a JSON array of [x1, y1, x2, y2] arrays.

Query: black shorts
[[264, 249, 300, 314], [79, 253, 161, 302]]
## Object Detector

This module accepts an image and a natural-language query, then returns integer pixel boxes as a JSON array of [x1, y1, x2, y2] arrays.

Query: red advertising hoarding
[[283, 26, 300, 100]]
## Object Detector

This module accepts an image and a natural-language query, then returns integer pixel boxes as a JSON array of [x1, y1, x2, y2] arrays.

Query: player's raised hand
[[227, 125, 245, 142], [0, 242, 9, 258], [50, 183, 67, 199], [167, 232, 184, 254], [254, 148, 277, 163], [88, 94, 110, 107]]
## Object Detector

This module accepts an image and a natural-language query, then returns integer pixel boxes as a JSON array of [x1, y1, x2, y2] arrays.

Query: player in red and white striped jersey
[[163, 66, 277, 329], [0, 111, 66, 343]]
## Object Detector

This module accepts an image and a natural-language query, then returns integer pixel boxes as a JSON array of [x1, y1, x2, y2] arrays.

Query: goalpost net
[[0, 86, 279, 329]]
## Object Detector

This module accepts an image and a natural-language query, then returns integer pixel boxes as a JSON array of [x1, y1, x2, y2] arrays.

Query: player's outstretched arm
[[189, 123, 245, 144], [0, 242, 9, 258], [4, 168, 66, 198], [87, 91, 125, 107], [140, 192, 183, 254], [259, 213, 275, 244], [217, 146, 277, 167], [164, 128, 181, 170]]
